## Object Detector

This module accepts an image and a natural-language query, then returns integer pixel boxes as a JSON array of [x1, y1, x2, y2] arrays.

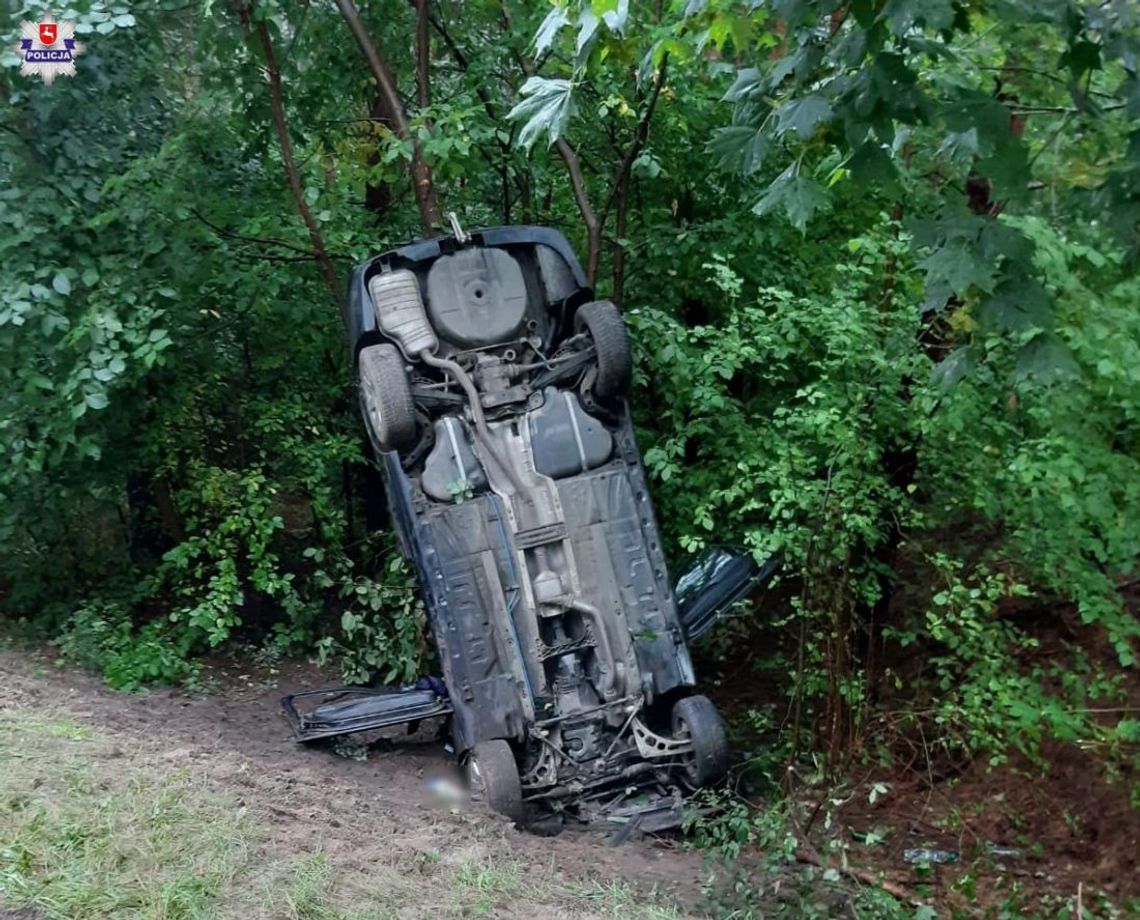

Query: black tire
[[574, 300, 632, 399], [672, 695, 729, 789], [358, 344, 417, 454], [466, 740, 524, 823]]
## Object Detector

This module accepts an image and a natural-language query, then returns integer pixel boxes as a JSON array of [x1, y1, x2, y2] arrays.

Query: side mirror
[[675, 548, 778, 641]]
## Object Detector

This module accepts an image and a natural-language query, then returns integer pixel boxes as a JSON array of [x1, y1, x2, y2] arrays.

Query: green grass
[[0, 717, 248, 918], [254, 852, 389, 920], [453, 855, 526, 915]]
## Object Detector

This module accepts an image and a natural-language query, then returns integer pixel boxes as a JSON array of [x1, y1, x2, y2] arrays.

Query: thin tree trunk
[[501, 161, 512, 223], [364, 93, 395, 221], [415, 0, 431, 110], [558, 138, 602, 284], [334, 0, 441, 234], [600, 56, 668, 225], [611, 174, 629, 306], [247, 14, 339, 298]]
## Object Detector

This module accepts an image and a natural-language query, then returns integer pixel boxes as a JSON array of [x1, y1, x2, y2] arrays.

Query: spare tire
[[574, 300, 632, 400], [358, 343, 417, 454]]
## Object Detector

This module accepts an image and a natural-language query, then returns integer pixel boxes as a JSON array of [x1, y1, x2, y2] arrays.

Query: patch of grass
[[262, 852, 338, 920], [0, 714, 249, 918], [39, 719, 92, 740], [571, 878, 684, 919], [454, 855, 525, 915], [254, 851, 389, 920]]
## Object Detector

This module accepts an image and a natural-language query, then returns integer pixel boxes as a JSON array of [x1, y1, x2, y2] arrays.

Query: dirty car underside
[[285, 225, 761, 831]]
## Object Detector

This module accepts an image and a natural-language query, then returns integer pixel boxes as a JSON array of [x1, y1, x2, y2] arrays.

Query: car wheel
[[672, 695, 729, 789], [466, 740, 524, 823], [574, 300, 632, 399], [358, 343, 417, 454]]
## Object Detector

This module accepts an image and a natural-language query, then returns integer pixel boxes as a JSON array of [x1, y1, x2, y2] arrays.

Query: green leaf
[[938, 128, 979, 167], [1115, 719, 1140, 743], [977, 276, 1051, 332], [576, 8, 600, 57], [931, 346, 975, 394], [52, 272, 72, 295], [534, 7, 569, 56], [1060, 40, 1102, 81], [707, 125, 771, 174], [597, 0, 629, 32], [753, 164, 829, 231], [918, 242, 995, 295], [40, 312, 69, 336], [1014, 333, 1079, 385], [848, 141, 898, 189], [722, 67, 760, 102], [910, 217, 1006, 296], [775, 96, 833, 139], [631, 152, 662, 179], [881, 0, 956, 33], [508, 77, 577, 149]]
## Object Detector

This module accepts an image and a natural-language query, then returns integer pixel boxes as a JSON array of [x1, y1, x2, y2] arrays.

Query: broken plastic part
[[903, 848, 959, 864]]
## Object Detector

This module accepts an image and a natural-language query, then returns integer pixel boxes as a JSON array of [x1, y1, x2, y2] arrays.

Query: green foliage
[[311, 547, 427, 687], [627, 214, 1138, 779], [55, 600, 199, 690]]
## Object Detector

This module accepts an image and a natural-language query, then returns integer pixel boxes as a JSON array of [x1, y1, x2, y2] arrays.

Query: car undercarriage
[[285, 225, 766, 832]]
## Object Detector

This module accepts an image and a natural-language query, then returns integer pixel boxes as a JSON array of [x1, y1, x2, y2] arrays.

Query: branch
[[190, 207, 340, 256], [334, 0, 441, 234], [1011, 103, 1126, 115], [243, 6, 340, 299], [428, 11, 538, 220], [601, 54, 668, 225], [430, 11, 499, 128], [788, 797, 922, 908], [234, 251, 334, 264], [415, 0, 431, 110], [795, 842, 920, 906]]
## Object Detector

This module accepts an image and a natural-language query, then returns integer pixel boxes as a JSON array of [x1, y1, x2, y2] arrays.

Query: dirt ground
[[0, 648, 714, 919]]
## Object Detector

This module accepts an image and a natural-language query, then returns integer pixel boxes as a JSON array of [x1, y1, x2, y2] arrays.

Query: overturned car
[[284, 225, 765, 831]]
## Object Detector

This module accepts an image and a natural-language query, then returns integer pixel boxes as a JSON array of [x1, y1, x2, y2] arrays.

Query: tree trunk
[[247, 14, 340, 298], [415, 0, 431, 110], [364, 94, 394, 221], [611, 174, 629, 306], [556, 138, 602, 285], [334, 0, 442, 235]]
